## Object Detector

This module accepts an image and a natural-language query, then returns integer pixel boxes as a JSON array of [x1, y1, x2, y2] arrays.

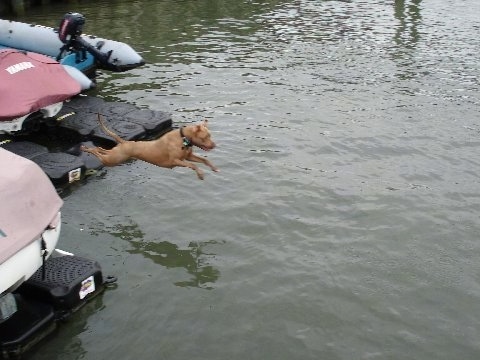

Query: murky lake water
[[10, 0, 480, 359]]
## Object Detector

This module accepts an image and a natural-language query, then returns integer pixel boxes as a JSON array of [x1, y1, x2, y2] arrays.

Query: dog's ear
[[202, 119, 209, 127]]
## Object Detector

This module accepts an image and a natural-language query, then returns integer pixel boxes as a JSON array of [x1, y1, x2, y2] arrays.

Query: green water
[[7, 1, 480, 359]]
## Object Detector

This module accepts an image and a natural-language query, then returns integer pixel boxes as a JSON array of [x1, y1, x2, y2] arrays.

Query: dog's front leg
[[172, 159, 205, 180], [187, 153, 219, 173]]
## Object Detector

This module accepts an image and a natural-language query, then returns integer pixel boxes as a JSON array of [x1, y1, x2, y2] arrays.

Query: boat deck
[[0, 95, 172, 190]]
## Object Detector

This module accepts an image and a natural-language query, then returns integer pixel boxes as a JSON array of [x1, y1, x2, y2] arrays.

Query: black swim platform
[[0, 95, 172, 189]]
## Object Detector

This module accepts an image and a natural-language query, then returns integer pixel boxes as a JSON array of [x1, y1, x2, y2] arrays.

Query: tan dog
[[81, 115, 218, 180]]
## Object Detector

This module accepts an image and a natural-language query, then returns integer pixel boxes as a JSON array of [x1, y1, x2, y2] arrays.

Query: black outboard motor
[[58, 12, 85, 44], [56, 12, 113, 69]]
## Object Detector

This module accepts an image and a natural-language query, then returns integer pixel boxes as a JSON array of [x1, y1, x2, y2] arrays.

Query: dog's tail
[[97, 114, 125, 144]]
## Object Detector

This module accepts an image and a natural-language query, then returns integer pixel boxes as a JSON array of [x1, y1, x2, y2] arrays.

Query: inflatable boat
[[0, 12, 145, 133], [0, 12, 145, 75]]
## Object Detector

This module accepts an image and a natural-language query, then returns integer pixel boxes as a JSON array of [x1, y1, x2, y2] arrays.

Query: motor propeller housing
[[56, 12, 113, 69], [58, 12, 85, 44]]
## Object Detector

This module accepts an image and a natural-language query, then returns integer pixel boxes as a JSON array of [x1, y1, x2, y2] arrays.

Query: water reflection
[[392, 0, 422, 80], [127, 239, 220, 289], [394, 0, 422, 49], [27, 295, 105, 360], [89, 218, 145, 241], [88, 218, 220, 289]]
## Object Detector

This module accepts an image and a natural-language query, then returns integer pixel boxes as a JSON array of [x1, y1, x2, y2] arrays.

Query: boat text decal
[[79, 276, 95, 299], [5, 62, 35, 75]]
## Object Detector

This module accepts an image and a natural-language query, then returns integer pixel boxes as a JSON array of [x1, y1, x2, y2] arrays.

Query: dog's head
[[191, 120, 216, 151]]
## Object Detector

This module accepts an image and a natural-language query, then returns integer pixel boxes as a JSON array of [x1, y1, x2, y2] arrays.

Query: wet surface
[[9, 1, 480, 359]]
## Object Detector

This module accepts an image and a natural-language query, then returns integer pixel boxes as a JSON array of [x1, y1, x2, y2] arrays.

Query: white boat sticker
[[79, 276, 95, 299], [69, 168, 81, 183], [5, 61, 35, 75]]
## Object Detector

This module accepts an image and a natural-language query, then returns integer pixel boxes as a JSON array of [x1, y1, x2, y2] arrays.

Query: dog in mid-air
[[81, 114, 219, 180]]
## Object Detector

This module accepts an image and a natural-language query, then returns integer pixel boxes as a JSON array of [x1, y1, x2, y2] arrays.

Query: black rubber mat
[[56, 95, 172, 141], [66, 141, 104, 170], [54, 111, 99, 137], [2, 95, 173, 188], [18, 256, 103, 309], [125, 109, 173, 135], [1, 141, 48, 159], [91, 115, 146, 142], [32, 152, 86, 185]]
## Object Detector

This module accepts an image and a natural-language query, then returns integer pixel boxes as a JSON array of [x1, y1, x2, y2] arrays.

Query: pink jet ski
[[0, 49, 82, 133], [0, 148, 111, 357], [0, 148, 63, 296]]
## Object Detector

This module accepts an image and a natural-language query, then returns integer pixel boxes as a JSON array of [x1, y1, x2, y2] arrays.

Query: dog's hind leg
[[81, 144, 130, 167], [81, 145, 109, 164]]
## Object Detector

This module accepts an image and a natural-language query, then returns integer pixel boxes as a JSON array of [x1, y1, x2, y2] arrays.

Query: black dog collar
[[180, 127, 193, 149]]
